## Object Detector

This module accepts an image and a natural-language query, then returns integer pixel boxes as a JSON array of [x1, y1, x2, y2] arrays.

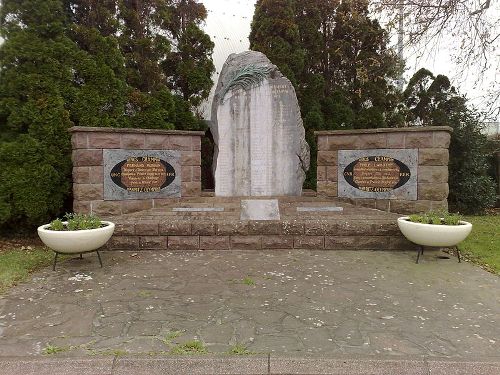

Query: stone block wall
[[70, 126, 204, 216], [315, 126, 453, 214]]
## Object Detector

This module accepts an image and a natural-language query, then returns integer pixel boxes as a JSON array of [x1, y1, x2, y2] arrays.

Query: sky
[[200, 0, 499, 126]]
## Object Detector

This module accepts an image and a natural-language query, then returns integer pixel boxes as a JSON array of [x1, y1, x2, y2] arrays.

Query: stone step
[[104, 197, 417, 252]]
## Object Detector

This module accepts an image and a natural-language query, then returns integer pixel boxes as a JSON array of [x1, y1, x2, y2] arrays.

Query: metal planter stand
[[52, 249, 103, 271], [415, 245, 461, 264]]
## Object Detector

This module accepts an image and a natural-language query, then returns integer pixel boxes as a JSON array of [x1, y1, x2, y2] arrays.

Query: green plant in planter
[[407, 211, 462, 225], [48, 213, 105, 231]]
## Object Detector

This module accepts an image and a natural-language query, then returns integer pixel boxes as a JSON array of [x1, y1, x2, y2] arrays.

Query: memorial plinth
[[315, 127, 453, 214], [70, 126, 204, 216]]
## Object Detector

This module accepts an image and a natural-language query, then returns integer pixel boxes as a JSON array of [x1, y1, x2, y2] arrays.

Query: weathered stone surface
[[72, 149, 103, 166], [261, 235, 294, 249], [191, 222, 216, 235], [91, 200, 122, 216], [240, 199, 280, 221], [247, 221, 283, 235], [114, 221, 136, 235], [121, 134, 146, 149], [2, 248, 500, 360], [88, 166, 104, 184], [181, 166, 192, 182], [73, 200, 91, 214], [390, 199, 433, 214], [418, 183, 449, 201], [431, 199, 449, 212], [169, 135, 193, 151], [419, 166, 448, 183], [387, 132, 405, 148], [122, 200, 153, 214], [419, 148, 449, 166], [293, 236, 324, 249], [326, 166, 338, 182], [73, 184, 103, 201], [317, 181, 338, 197], [325, 236, 388, 250], [230, 235, 261, 249], [159, 221, 191, 235], [433, 131, 451, 148], [199, 236, 230, 249], [316, 166, 326, 181], [144, 135, 169, 149], [181, 182, 201, 197], [358, 133, 387, 149], [406, 132, 433, 148], [317, 151, 337, 165], [134, 220, 159, 235], [71, 132, 88, 149], [211, 51, 310, 196], [375, 199, 390, 212], [139, 236, 167, 250], [327, 135, 359, 150], [216, 222, 249, 235], [181, 151, 201, 166], [107, 236, 139, 250], [168, 236, 199, 250], [73, 167, 90, 184], [88, 132, 121, 148]]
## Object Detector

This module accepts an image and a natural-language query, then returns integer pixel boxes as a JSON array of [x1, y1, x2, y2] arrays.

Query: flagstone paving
[[0, 249, 498, 359]]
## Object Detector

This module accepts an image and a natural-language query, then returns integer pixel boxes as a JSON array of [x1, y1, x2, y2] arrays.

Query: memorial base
[[102, 196, 418, 252]]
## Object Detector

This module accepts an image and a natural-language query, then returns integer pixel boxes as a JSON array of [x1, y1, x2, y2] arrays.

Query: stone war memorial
[[210, 51, 310, 196], [70, 51, 452, 252]]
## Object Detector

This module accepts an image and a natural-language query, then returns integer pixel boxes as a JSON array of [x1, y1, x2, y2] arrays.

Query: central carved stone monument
[[211, 51, 310, 196]]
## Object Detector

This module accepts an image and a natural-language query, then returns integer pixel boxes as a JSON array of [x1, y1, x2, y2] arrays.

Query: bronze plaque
[[343, 156, 411, 193], [110, 156, 176, 193]]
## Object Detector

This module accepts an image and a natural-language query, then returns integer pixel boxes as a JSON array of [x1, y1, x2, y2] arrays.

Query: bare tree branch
[[372, 0, 500, 118]]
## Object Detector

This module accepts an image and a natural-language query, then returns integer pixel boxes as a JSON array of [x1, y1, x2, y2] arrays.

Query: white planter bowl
[[37, 221, 115, 254], [397, 217, 472, 247]]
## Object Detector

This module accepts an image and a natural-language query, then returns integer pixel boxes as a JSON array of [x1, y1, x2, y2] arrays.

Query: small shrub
[[406, 211, 463, 225], [47, 213, 104, 231], [49, 219, 65, 231]]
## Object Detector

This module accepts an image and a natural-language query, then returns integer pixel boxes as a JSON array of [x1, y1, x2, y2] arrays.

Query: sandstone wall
[[70, 127, 204, 216], [316, 127, 453, 214]]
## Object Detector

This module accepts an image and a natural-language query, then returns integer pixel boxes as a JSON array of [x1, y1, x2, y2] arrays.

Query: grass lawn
[[460, 215, 500, 275], [0, 247, 54, 294]]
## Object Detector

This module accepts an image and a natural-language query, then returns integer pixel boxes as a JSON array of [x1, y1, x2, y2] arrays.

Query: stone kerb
[[315, 127, 452, 214], [70, 126, 204, 216]]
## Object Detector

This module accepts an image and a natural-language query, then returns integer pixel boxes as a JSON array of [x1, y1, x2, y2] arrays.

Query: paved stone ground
[[0, 249, 498, 360]]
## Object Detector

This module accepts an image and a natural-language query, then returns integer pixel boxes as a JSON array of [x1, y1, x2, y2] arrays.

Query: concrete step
[[1, 355, 499, 375]]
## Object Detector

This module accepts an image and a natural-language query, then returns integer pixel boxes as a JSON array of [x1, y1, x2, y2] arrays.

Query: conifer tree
[[404, 69, 496, 214], [249, 0, 304, 85], [0, 0, 78, 225], [250, 0, 402, 188]]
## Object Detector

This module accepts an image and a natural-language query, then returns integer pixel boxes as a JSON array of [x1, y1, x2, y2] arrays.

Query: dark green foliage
[[0, 0, 213, 229], [404, 69, 496, 214], [250, 0, 403, 188], [407, 212, 462, 225], [250, 0, 304, 85], [57, 213, 103, 231], [0, 0, 76, 226], [163, 23, 215, 107]]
